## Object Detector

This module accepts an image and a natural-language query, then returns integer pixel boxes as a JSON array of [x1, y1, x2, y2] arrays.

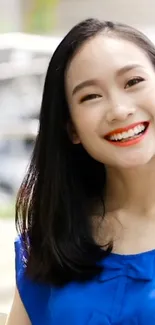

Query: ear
[[67, 121, 80, 144]]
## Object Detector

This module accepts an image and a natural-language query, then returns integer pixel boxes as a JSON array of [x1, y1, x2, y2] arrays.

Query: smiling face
[[65, 34, 155, 168]]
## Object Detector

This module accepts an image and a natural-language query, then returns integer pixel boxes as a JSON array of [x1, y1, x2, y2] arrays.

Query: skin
[[66, 35, 155, 168], [66, 34, 155, 254], [7, 34, 155, 323], [5, 288, 31, 325]]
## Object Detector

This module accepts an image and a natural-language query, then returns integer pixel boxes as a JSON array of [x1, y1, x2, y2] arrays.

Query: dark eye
[[80, 94, 101, 103], [125, 77, 144, 89]]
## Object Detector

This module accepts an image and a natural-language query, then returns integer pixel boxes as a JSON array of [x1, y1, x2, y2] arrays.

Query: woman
[[6, 18, 155, 324]]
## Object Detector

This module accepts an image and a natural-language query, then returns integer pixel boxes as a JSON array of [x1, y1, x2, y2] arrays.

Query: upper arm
[[5, 286, 31, 325]]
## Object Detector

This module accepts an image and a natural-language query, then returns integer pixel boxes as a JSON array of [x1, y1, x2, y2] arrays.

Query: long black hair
[[16, 18, 155, 286]]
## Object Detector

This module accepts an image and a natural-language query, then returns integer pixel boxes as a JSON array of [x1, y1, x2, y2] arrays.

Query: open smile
[[104, 121, 150, 147]]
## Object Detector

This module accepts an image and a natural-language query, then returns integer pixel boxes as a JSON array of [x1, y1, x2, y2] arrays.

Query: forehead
[[66, 35, 151, 85]]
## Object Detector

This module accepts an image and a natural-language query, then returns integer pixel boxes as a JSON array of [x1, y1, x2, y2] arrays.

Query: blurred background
[[0, 0, 155, 316]]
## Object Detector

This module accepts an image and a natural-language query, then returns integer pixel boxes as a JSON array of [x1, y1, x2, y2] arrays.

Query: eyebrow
[[72, 79, 98, 96], [116, 64, 143, 77], [72, 64, 143, 96]]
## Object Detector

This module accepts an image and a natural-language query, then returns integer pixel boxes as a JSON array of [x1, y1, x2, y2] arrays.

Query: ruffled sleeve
[[14, 235, 51, 324], [14, 235, 33, 320], [15, 236, 26, 288]]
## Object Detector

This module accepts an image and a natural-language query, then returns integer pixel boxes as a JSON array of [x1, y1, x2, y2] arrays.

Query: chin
[[117, 153, 155, 169]]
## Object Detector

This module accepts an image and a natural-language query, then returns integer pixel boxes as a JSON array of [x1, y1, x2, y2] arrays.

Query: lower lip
[[105, 124, 149, 147]]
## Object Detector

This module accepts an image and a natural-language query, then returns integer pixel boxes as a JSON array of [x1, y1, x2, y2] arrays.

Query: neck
[[106, 156, 155, 216]]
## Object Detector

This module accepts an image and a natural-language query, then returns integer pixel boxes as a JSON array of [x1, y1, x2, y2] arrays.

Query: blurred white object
[[0, 313, 7, 324], [0, 119, 39, 138], [0, 33, 62, 119], [0, 33, 61, 53], [0, 119, 38, 197], [0, 33, 61, 80]]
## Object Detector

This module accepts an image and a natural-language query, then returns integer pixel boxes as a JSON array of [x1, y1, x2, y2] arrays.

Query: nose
[[105, 99, 136, 124]]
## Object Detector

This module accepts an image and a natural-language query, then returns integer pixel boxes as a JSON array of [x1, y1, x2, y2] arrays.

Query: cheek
[[71, 105, 103, 140], [74, 116, 99, 146], [146, 93, 155, 116], [71, 109, 107, 161], [138, 84, 155, 114]]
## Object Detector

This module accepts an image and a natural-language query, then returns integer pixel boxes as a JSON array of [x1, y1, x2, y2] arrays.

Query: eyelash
[[125, 76, 145, 89], [80, 77, 145, 103], [80, 94, 101, 103]]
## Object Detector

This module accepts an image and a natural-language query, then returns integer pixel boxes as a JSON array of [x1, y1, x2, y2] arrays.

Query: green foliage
[[0, 200, 15, 219], [25, 0, 58, 34]]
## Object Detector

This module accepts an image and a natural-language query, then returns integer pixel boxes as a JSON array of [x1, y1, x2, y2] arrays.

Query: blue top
[[15, 236, 155, 324]]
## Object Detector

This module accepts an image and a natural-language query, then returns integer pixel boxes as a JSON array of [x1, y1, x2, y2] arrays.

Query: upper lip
[[104, 121, 149, 138]]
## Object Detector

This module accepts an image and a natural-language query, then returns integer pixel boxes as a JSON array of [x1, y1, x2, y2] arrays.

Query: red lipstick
[[104, 121, 149, 147]]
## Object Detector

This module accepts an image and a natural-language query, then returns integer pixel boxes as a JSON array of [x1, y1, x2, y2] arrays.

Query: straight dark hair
[[16, 18, 155, 286]]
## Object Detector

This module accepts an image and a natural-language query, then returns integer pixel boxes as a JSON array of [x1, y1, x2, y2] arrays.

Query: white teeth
[[133, 126, 140, 135], [108, 123, 146, 141], [117, 133, 123, 140], [122, 132, 128, 139], [140, 124, 145, 132], [128, 129, 134, 137]]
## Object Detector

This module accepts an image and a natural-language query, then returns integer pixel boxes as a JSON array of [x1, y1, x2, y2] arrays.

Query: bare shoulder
[[5, 287, 31, 325]]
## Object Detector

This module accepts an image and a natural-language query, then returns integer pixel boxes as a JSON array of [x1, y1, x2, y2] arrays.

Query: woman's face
[[65, 34, 155, 168]]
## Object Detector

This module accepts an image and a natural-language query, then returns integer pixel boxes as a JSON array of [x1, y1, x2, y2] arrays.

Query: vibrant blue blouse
[[15, 236, 155, 324]]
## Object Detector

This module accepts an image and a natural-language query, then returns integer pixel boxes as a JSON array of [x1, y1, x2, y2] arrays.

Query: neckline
[[108, 248, 155, 260], [99, 248, 155, 281]]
